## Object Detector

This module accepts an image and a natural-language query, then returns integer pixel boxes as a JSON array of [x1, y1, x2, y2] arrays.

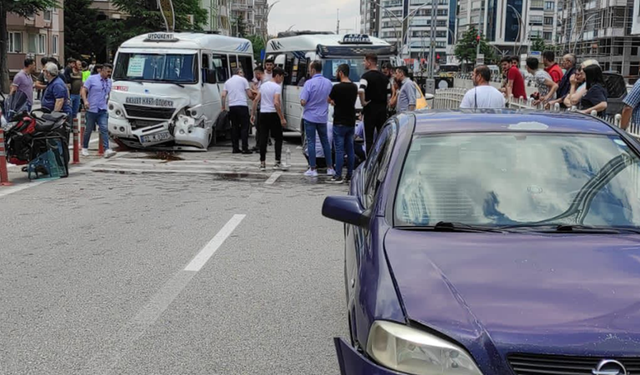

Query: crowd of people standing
[[221, 53, 418, 183], [9, 56, 117, 158]]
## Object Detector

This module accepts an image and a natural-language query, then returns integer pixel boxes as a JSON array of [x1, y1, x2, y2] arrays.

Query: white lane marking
[[184, 214, 245, 272], [0, 181, 48, 198], [0, 152, 130, 198], [265, 171, 282, 185], [91, 167, 300, 176]]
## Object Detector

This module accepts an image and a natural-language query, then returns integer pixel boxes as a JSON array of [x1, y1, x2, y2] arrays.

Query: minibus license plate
[[140, 131, 172, 144]]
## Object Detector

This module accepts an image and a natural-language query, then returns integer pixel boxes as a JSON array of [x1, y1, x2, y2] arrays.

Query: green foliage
[[100, 0, 207, 53], [64, 0, 102, 59], [454, 27, 496, 65], [530, 36, 559, 55], [246, 34, 265, 61], [232, 15, 247, 38]]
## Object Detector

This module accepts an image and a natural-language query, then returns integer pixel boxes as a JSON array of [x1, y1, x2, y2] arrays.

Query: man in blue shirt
[[300, 60, 334, 177], [41, 62, 72, 118], [81, 63, 115, 158], [622, 79, 640, 131]]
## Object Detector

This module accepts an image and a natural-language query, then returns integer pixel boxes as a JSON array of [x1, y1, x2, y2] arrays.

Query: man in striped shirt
[[622, 80, 640, 130]]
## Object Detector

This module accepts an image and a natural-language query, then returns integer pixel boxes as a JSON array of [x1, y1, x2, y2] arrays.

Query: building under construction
[[558, 0, 640, 81]]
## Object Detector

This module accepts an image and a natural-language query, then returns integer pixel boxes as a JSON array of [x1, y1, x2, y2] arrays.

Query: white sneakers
[[81, 148, 90, 156], [104, 149, 117, 159], [327, 168, 336, 176], [304, 168, 319, 177]]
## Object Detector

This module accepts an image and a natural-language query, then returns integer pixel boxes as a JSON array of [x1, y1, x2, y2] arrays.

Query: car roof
[[412, 109, 618, 135]]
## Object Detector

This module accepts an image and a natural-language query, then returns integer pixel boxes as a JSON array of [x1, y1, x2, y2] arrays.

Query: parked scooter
[[3, 92, 70, 178]]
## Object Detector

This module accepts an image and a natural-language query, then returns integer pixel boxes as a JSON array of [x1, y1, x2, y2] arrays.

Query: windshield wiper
[[400, 221, 504, 233], [159, 80, 185, 88], [499, 224, 621, 234]]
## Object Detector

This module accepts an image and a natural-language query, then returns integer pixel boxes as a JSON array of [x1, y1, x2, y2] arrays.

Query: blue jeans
[[304, 120, 332, 169], [70, 94, 81, 122], [83, 110, 109, 150], [333, 125, 355, 178]]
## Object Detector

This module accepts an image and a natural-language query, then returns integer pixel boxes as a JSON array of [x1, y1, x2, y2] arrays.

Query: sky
[[267, 0, 360, 37]]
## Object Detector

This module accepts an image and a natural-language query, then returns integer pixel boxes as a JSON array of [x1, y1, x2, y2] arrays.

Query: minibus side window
[[237, 55, 254, 81], [212, 54, 229, 82], [283, 53, 294, 85], [229, 55, 238, 72]]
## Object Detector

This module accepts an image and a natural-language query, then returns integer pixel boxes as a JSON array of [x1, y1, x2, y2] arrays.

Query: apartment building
[[361, 0, 456, 62], [559, 0, 640, 78], [456, 0, 561, 58], [6, 4, 64, 75]]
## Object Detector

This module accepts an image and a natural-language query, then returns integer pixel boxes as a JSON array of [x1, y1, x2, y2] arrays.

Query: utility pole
[[425, 0, 437, 95], [337, 9, 340, 35]]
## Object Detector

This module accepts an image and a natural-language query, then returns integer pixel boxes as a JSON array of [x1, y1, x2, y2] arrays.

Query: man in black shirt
[[359, 53, 390, 155], [329, 64, 358, 184]]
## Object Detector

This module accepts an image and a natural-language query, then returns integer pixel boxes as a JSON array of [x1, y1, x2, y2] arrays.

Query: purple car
[[322, 110, 640, 375]]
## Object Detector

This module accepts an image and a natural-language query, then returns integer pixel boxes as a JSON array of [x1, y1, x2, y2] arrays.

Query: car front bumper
[[334, 338, 402, 375]]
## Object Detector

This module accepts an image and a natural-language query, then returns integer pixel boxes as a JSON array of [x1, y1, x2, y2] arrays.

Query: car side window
[[362, 120, 397, 209]]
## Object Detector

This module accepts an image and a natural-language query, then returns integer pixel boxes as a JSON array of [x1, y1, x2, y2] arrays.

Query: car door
[[345, 121, 398, 311]]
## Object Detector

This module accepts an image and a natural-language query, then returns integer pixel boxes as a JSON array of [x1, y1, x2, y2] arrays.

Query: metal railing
[[431, 87, 640, 137]]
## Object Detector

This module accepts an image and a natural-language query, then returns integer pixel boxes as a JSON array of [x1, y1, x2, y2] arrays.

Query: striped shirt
[[624, 80, 640, 126]]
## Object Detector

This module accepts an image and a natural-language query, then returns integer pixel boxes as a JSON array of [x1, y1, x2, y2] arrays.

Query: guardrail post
[[554, 103, 560, 112], [615, 114, 622, 128], [80, 112, 85, 150], [72, 115, 80, 164], [508, 94, 514, 108], [0, 128, 12, 186], [527, 98, 534, 108], [590, 110, 598, 117], [98, 133, 104, 156], [570, 106, 577, 112]]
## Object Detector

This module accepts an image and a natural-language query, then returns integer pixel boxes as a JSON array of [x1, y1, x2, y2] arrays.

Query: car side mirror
[[204, 69, 217, 84], [322, 196, 370, 228]]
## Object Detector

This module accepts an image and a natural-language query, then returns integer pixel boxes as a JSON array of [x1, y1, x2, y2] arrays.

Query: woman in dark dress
[[580, 64, 608, 116]]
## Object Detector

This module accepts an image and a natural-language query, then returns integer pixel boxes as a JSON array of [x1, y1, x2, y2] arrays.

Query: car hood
[[385, 229, 640, 356]]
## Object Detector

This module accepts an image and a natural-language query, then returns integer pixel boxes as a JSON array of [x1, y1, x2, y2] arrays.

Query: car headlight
[[366, 321, 483, 375]]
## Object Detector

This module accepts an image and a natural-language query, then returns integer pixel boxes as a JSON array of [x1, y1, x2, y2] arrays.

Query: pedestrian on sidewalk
[[68, 59, 84, 123], [63, 58, 75, 84], [460, 65, 505, 109], [543, 51, 563, 84], [251, 68, 286, 171], [301, 60, 334, 177], [41, 62, 72, 139], [10, 58, 36, 112], [506, 56, 526, 101], [546, 54, 576, 109], [526, 57, 558, 106], [382, 62, 397, 117], [222, 67, 254, 154], [35, 57, 50, 100], [580, 64, 608, 116], [621, 78, 640, 130], [394, 66, 416, 113], [329, 64, 358, 184], [82, 61, 91, 82], [81, 63, 116, 158], [359, 53, 390, 155]]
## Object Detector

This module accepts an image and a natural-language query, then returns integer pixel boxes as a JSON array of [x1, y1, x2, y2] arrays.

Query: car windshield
[[113, 53, 198, 84], [395, 133, 640, 228], [321, 58, 366, 82]]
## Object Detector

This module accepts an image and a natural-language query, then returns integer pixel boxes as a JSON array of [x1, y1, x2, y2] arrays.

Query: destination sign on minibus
[[340, 34, 372, 44]]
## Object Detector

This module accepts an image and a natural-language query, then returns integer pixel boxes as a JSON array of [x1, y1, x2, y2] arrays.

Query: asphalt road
[[0, 135, 349, 375]]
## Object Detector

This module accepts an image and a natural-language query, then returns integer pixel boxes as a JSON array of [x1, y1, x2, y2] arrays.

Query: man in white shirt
[[222, 68, 254, 154], [460, 65, 506, 109], [263, 59, 274, 83], [251, 68, 287, 171]]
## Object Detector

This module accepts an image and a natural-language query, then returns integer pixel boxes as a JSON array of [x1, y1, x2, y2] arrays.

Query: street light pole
[[263, 0, 280, 42], [507, 4, 523, 56], [572, 13, 597, 55]]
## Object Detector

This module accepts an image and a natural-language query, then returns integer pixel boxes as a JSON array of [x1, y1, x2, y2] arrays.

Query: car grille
[[130, 119, 164, 130], [124, 105, 175, 120], [508, 354, 640, 374]]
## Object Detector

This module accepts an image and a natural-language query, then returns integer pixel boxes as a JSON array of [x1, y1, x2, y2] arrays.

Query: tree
[[454, 27, 496, 68], [0, 0, 58, 92], [99, 0, 207, 60], [530, 36, 546, 53], [232, 15, 247, 38], [64, 0, 103, 60], [246, 34, 265, 61]]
